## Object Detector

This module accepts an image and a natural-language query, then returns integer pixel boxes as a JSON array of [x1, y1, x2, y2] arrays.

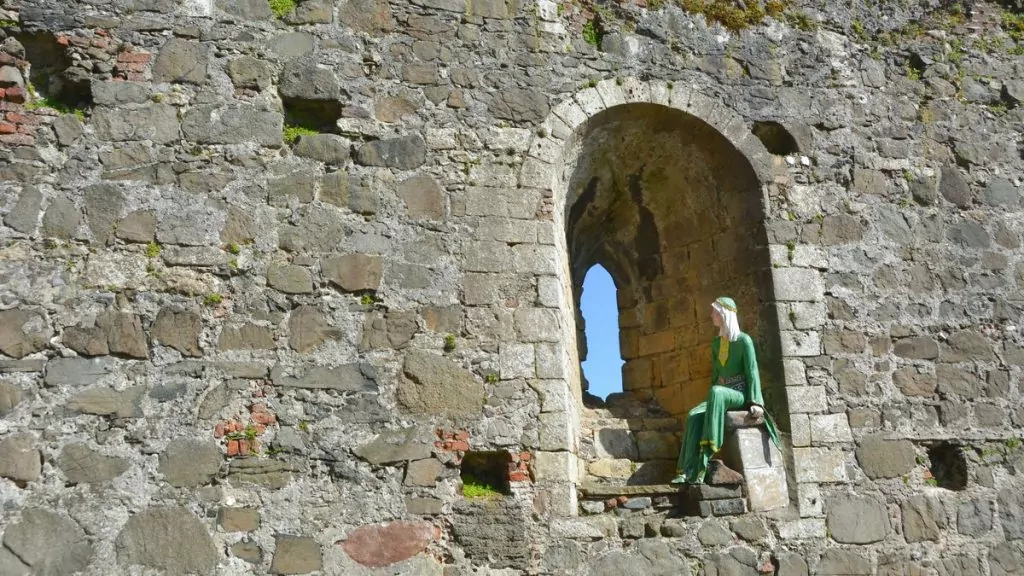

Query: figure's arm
[[743, 335, 765, 408]]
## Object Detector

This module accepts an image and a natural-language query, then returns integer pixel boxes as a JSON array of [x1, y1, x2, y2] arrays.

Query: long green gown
[[673, 332, 781, 484]]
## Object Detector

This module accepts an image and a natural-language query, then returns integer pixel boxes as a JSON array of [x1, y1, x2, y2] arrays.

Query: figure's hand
[[748, 405, 764, 420]]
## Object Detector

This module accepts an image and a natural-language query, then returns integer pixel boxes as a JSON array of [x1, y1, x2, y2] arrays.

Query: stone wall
[[1, 0, 1023, 574]]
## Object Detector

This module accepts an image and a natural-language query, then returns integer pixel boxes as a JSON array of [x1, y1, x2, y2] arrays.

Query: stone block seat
[[718, 410, 789, 513], [576, 409, 788, 517]]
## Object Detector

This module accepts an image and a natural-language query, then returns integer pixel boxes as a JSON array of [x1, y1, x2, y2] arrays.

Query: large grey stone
[[116, 507, 218, 575], [267, 265, 314, 294], [53, 114, 85, 146], [97, 312, 148, 359], [817, 549, 871, 575], [339, 0, 394, 34], [397, 173, 444, 220], [893, 337, 938, 359], [293, 134, 350, 165], [67, 386, 145, 418], [93, 105, 180, 144], [182, 105, 283, 146], [892, 366, 936, 397], [91, 81, 151, 106], [216, 0, 272, 19], [820, 214, 865, 245], [3, 185, 42, 234], [999, 488, 1024, 540], [354, 426, 433, 466], [153, 39, 208, 84], [278, 206, 348, 253], [0, 310, 49, 359], [267, 32, 315, 58], [117, 210, 157, 243], [218, 508, 261, 532], [279, 57, 342, 101], [777, 553, 808, 576], [943, 330, 996, 362], [990, 541, 1024, 576], [398, 351, 484, 417], [41, 198, 81, 239], [947, 220, 991, 249], [826, 493, 889, 544], [902, 495, 947, 542], [288, 306, 339, 353], [152, 309, 202, 357], [936, 365, 984, 397], [159, 439, 222, 487], [272, 363, 377, 391], [696, 521, 733, 546], [58, 443, 130, 484], [855, 436, 916, 478], [0, 434, 41, 483], [2, 508, 93, 576], [490, 88, 550, 123], [957, 498, 993, 536], [356, 135, 426, 170], [218, 324, 275, 350], [939, 165, 972, 207], [227, 55, 274, 89], [0, 381, 23, 415], [84, 183, 125, 246], [270, 536, 322, 574], [44, 358, 114, 387], [322, 254, 382, 292], [984, 178, 1020, 208]]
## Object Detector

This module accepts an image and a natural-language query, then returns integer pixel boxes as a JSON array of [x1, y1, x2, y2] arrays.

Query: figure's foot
[[669, 474, 688, 485]]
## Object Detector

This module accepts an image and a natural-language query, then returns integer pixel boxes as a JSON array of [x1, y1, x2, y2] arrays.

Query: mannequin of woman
[[670, 297, 780, 485]]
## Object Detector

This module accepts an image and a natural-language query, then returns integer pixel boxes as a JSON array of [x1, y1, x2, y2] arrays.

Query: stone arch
[[521, 78, 793, 493]]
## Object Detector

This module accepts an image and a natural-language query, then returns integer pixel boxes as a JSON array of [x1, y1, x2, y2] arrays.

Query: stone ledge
[[578, 483, 743, 500]]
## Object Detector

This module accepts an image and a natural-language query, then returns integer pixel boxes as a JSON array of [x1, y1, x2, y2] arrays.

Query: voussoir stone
[[116, 507, 218, 575], [398, 351, 484, 417]]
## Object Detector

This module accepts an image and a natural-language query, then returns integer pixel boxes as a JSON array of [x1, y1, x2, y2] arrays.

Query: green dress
[[672, 332, 781, 484]]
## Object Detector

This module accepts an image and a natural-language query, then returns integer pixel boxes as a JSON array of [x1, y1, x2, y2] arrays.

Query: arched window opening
[[579, 265, 624, 403]]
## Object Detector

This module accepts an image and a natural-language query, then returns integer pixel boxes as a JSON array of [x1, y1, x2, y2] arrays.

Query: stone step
[[577, 483, 747, 518]]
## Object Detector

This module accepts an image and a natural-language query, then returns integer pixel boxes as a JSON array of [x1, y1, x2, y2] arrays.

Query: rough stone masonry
[[0, 0, 1023, 574]]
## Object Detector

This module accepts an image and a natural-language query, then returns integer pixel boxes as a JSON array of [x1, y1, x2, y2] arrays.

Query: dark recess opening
[[928, 442, 968, 490], [17, 32, 93, 109], [460, 451, 511, 497], [751, 121, 800, 155], [281, 97, 342, 133]]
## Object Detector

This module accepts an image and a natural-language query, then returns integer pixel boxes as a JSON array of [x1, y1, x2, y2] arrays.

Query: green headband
[[715, 297, 737, 312]]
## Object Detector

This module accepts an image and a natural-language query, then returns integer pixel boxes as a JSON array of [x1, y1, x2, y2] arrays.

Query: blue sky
[[579, 265, 624, 399]]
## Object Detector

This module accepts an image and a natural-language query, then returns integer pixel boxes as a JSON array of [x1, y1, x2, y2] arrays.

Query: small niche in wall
[[927, 442, 968, 491], [751, 121, 800, 156], [459, 451, 511, 499]]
